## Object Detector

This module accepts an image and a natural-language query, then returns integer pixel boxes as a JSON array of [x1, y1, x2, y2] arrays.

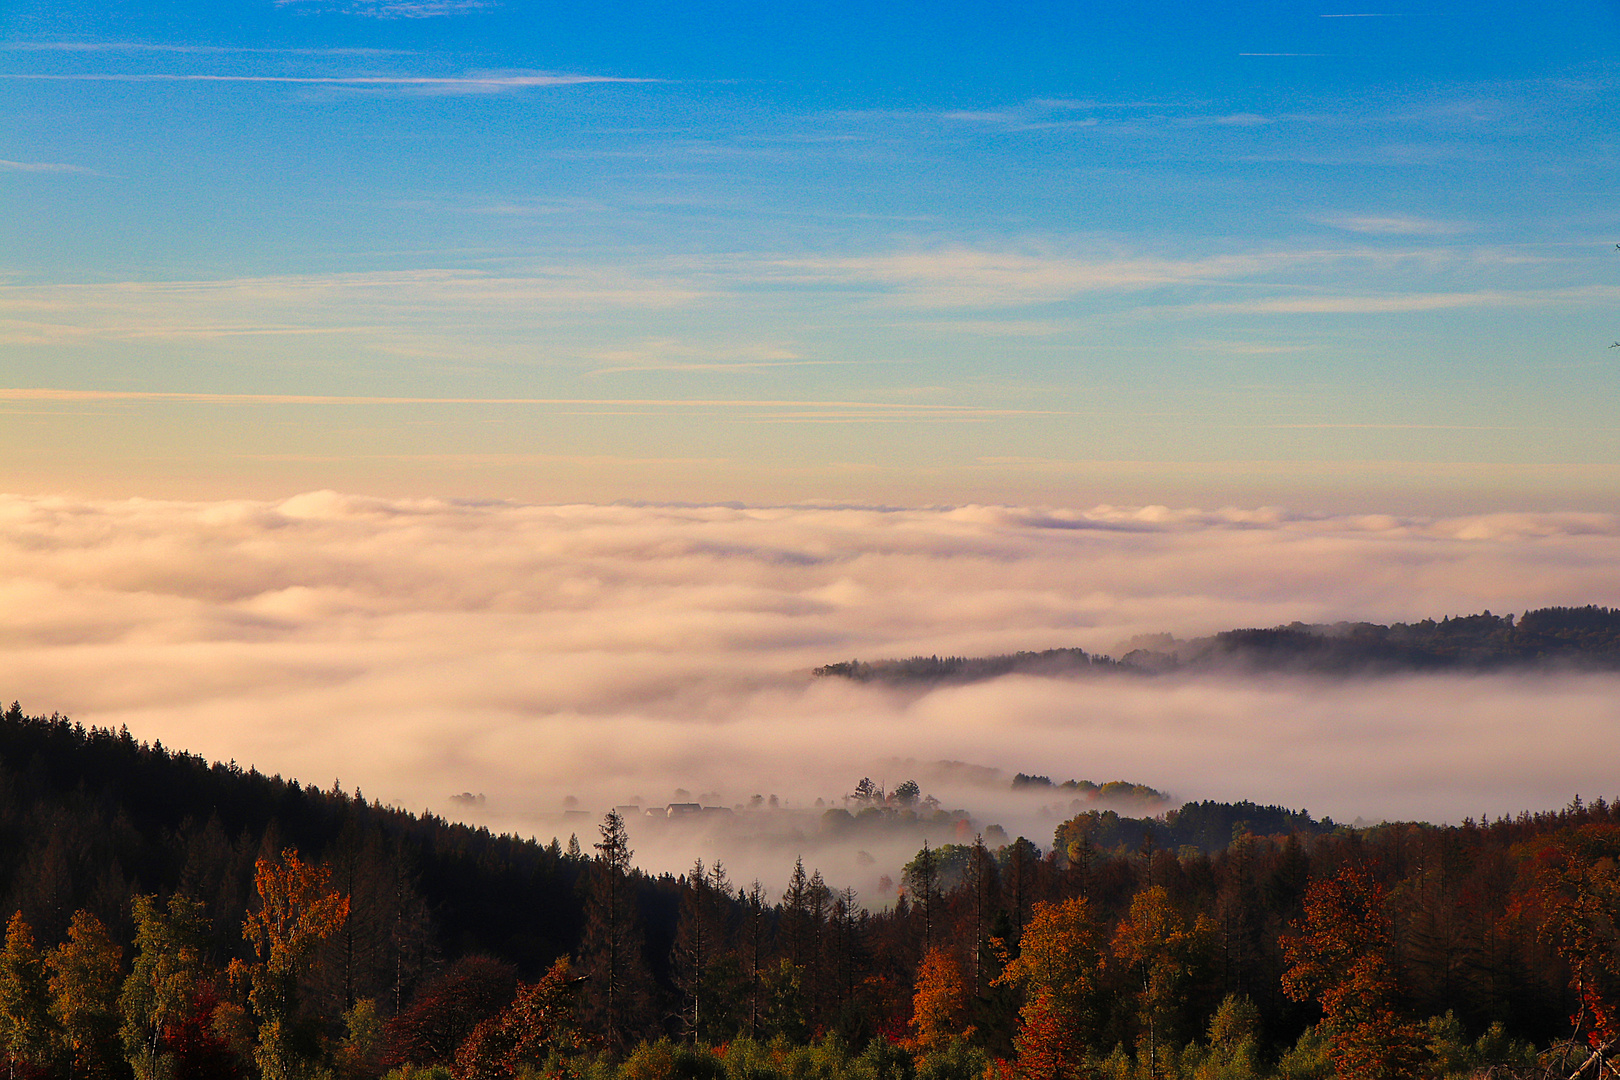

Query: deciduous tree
[[1280, 865, 1429, 1080], [993, 896, 1102, 1080], [0, 912, 58, 1078], [1111, 884, 1215, 1078], [47, 910, 123, 1080], [241, 848, 350, 1080], [119, 895, 211, 1080], [453, 956, 589, 1080], [908, 947, 973, 1053]]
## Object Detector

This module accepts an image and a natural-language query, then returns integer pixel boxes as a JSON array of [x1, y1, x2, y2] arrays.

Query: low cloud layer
[[2, 493, 1617, 892]]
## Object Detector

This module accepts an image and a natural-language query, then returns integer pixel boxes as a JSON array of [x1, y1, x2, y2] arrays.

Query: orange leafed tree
[[242, 848, 350, 1080], [993, 896, 1102, 1080], [1280, 864, 1429, 1080], [907, 947, 974, 1053]]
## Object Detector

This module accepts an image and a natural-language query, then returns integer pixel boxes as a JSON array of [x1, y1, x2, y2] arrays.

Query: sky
[[1, 0, 1617, 509], [3, 2, 1620, 886]]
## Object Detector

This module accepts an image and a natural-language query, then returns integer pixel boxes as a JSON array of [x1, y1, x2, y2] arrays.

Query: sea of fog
[[1, 492, 1617, 898]]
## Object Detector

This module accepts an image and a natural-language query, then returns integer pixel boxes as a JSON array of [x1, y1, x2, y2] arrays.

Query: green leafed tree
[[119, 894, 212, 1080]]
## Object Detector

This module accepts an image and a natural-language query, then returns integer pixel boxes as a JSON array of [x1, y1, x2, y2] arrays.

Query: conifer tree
[[905, 842, 942, 955], [673, 859, 721, 1043], [580, 810, 648, 1052], [743, 880, 766, 1040]]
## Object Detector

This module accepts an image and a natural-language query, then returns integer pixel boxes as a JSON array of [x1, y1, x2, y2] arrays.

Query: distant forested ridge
[[813, 648, 1115, 683], [814, 605, 1620, 684], [4, 701, 1620, 1079]]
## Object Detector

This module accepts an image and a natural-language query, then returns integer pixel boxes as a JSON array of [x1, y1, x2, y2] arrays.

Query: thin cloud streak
[[0, 247, 1594, 345], [0, 72, 654, 88], [273, 0, 495, 16], [1316, 213, 1470, 236], [0, 158, 99, 174], [1182, 285, 1620, 315], [0, 42, 413, 55], [0, 388, 1072, 420]]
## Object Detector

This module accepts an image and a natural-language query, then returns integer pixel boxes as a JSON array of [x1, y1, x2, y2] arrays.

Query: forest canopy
[[0, 700, 1618, 1079]]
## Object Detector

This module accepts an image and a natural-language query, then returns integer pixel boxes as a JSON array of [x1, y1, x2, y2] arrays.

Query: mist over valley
[[3, 492, 1616, 892]]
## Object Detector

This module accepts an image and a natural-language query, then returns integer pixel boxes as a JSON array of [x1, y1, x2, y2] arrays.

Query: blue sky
[[2, 0, 1618, 509]]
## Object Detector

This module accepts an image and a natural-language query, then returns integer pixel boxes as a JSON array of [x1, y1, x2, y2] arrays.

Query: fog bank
[[1, 493, 1616, 892]]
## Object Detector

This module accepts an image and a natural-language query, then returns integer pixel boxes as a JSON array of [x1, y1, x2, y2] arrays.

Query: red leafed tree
[[453, 956, 590, 1080], [1012, 989, 1079, 1080], [1280, 864, 1429, 1080], [1535, 824, 1620, 1057], [162, 986, 242, 1080], [382, 956, 518, 1069]]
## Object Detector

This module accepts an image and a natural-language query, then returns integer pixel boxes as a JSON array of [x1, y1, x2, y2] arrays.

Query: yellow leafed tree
[[1111, 885, 1215, 1079], [0, 912, 57, 1076], [48, 910, 123, 1080]]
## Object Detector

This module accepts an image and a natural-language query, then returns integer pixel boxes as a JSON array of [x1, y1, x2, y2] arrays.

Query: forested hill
[[0, 702, 621, 997], [8, 700, 1620, 1078], [813, 604, 1620, 684]]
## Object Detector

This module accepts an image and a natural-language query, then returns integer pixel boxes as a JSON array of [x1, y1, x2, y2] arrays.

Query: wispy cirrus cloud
[[767, 246, 1432, 308], [273, 0, 496, 16], [0, 244, 1599, 374], [1317, 213, 1471, 235], [935, 101, 1271, 134], [0, 71, 652, 92], [581, 338, 861, 376], [0, 158, 99, 174], [0, 42, 412, 55], [0, 388, 1068, 423]]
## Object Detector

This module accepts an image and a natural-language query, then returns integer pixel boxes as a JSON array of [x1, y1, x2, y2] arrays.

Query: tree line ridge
[[813, 605, 1620, 683]]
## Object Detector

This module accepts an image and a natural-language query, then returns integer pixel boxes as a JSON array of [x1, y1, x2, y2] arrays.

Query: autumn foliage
[[1280, 865, 1430, 1080], [9, 703, 1620, 1078]]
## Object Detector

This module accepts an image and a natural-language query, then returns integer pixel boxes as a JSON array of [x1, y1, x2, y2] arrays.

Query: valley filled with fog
[[2, 492, 1616, 894]]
